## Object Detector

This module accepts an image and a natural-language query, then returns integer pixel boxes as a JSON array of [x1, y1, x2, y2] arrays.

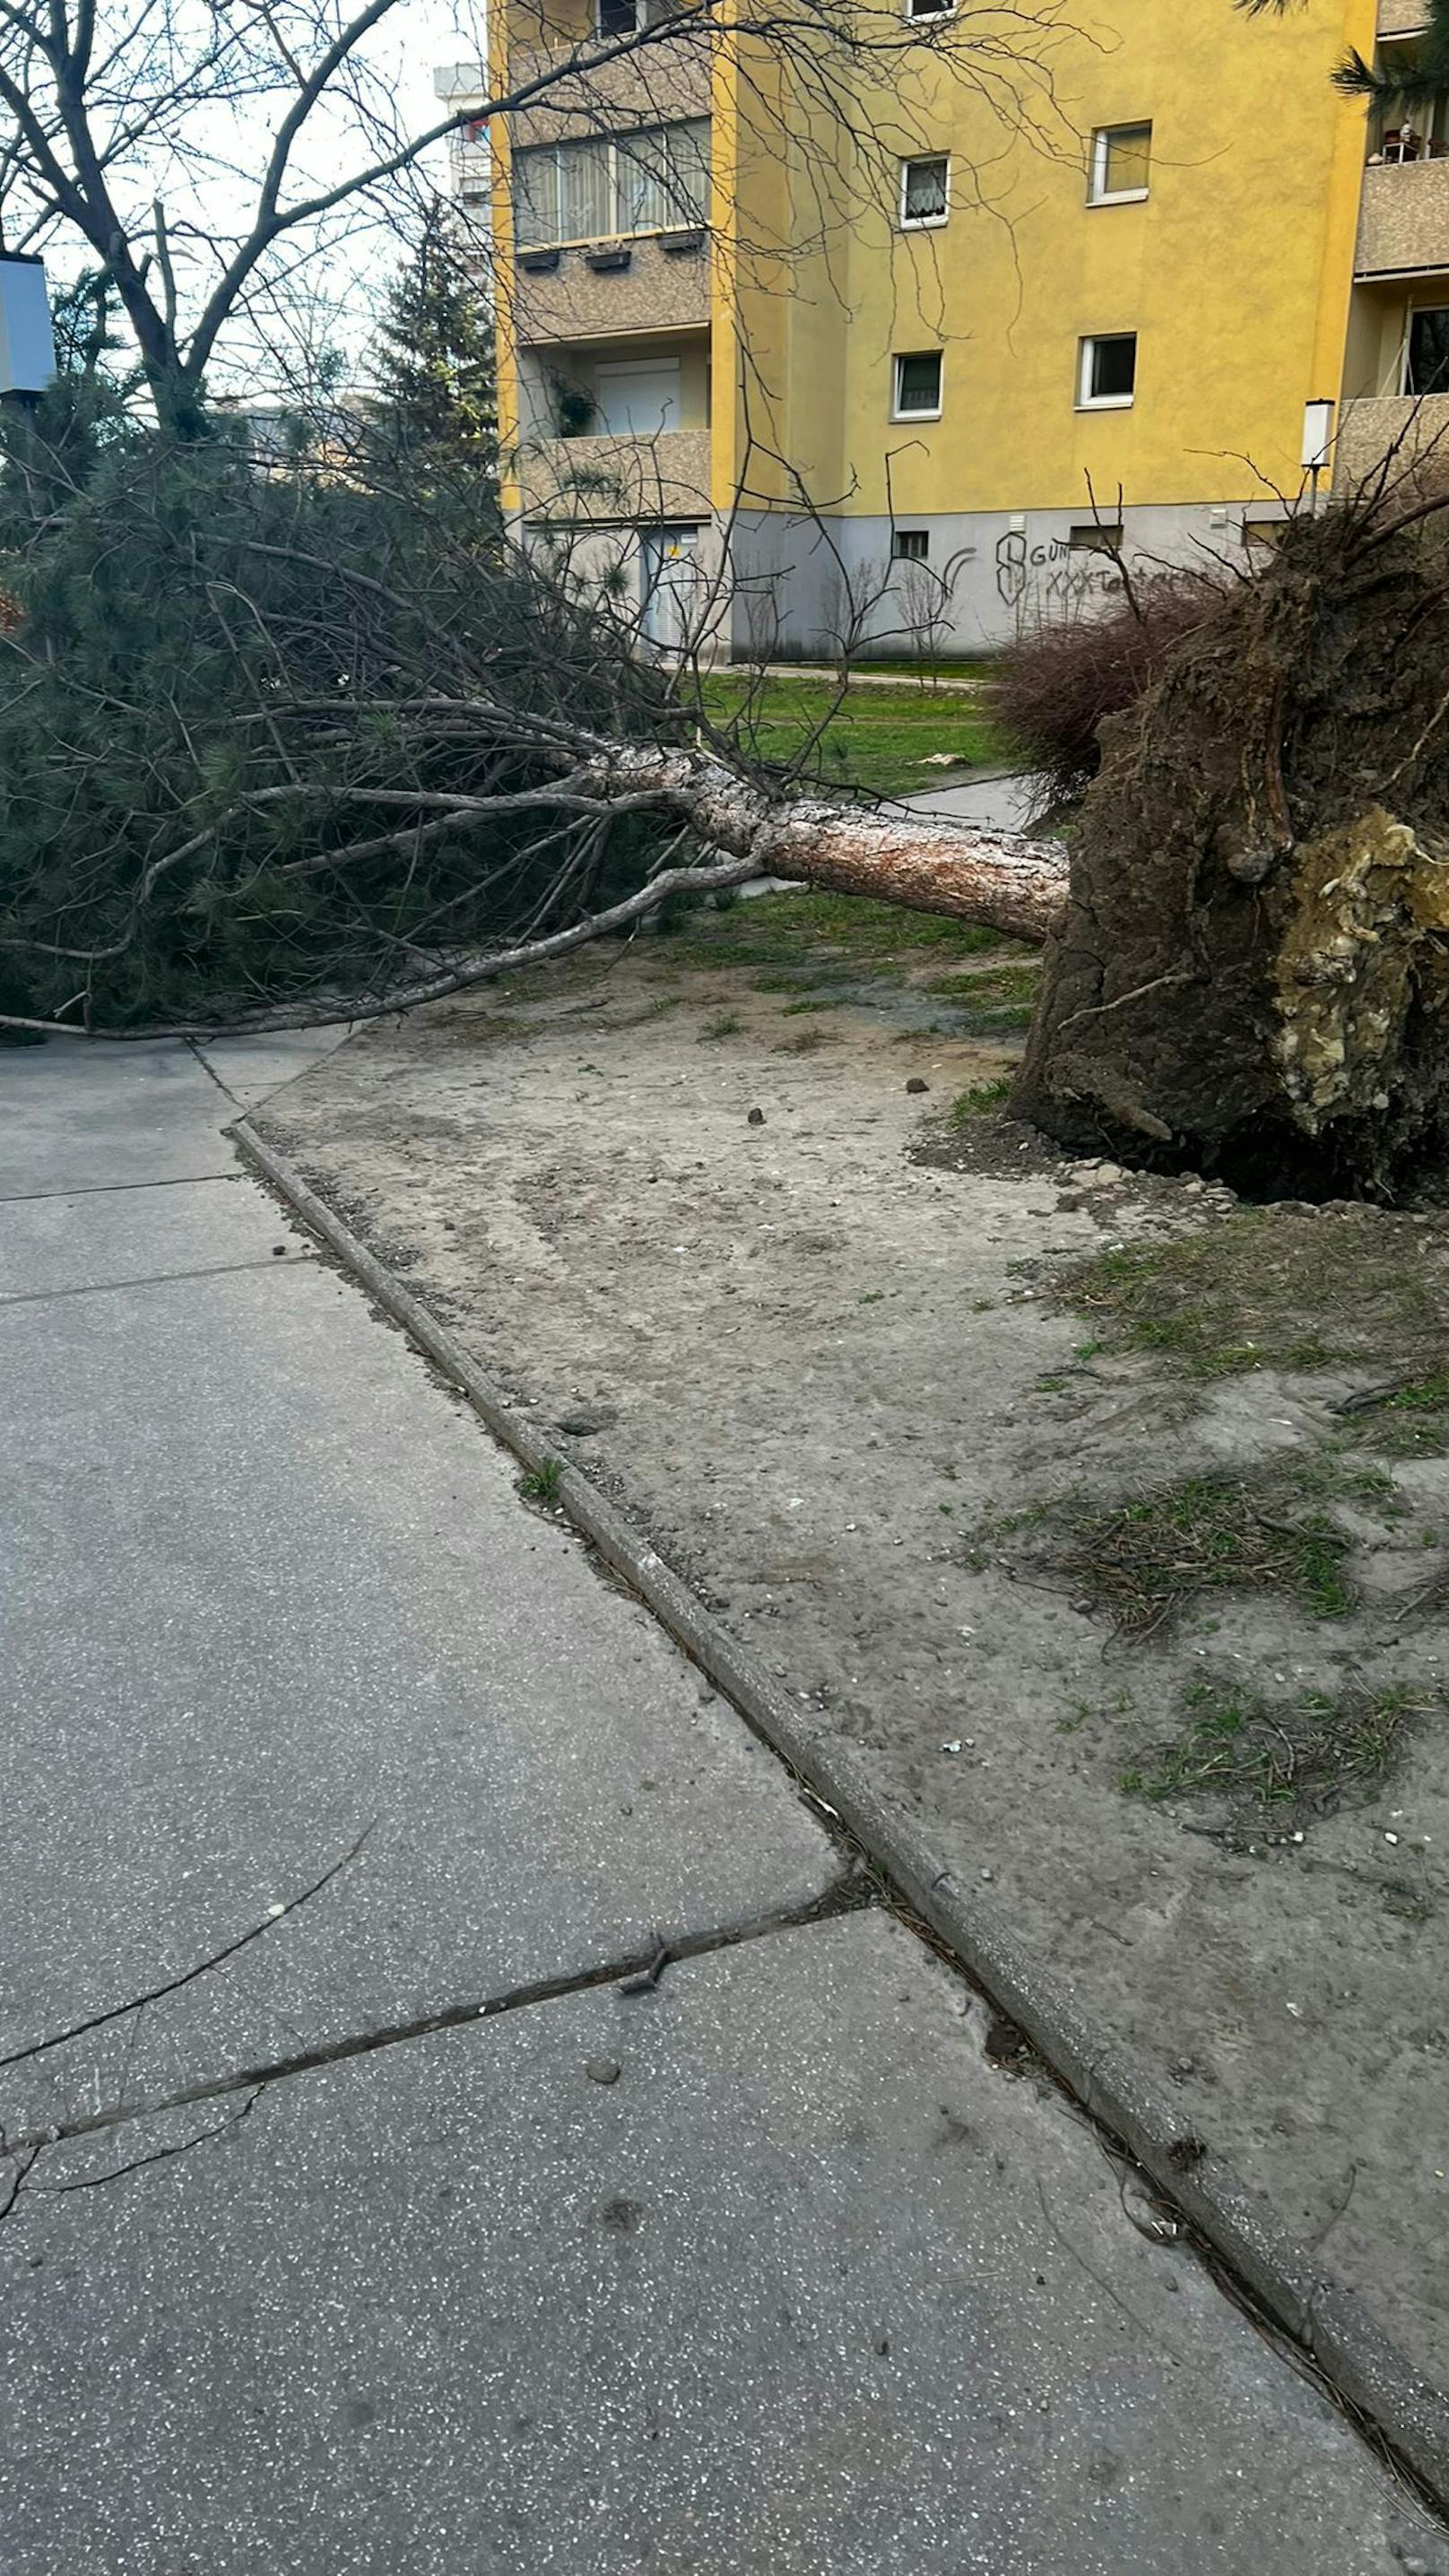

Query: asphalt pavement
[[0, 1032, 1427, 2572]]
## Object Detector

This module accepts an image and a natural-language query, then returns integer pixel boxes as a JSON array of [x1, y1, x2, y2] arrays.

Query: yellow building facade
[[445, 0, 1449, 654]]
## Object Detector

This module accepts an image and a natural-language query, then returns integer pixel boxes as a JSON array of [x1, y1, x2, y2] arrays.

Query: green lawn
[[695, 674, 1006, 799]]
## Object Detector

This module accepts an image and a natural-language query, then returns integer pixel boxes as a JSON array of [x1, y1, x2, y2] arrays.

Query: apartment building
[[444, 1, 1449, 655]]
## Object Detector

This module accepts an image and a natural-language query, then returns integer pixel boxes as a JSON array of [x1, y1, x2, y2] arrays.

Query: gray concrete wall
[[725, 502, 1276, 657]]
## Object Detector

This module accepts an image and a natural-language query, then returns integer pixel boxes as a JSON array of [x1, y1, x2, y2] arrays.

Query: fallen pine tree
[[6, 439, 1449, 1204]]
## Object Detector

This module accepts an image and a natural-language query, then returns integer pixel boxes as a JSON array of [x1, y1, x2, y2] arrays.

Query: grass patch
[[1341, 1372, 1449, 1457], [1023, 1464, 1375, 1636], [775, 1027, 833, 1054], [658, 889, 1018, 979], [699, 1011, 744, 1040], [1119, 1674, 1428, 1820], [924, 963, 1039, 1005], [518, 1458, 564, 1505], [950, 1076, 1014, 1122], [781, 994, 846, 1016], [695, 675, 1005, 798], [1060, 1209, 1449, 1383], [924, 924, 1035, 960]]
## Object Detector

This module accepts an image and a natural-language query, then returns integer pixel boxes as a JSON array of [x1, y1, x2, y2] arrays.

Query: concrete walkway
[[0, 1036, 1427, 2572], [896, 767, 1048, 832]]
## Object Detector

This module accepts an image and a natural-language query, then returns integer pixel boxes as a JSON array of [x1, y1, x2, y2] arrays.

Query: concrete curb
[[235, 1115, 1449, 2506]]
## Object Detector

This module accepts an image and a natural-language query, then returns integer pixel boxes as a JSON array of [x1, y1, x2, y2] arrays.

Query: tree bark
[[753, 805, 1066, 943], [573, 745, 1068, 943]]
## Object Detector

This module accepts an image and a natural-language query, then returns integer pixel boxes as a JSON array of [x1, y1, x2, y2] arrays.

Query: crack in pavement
[[0, 1172, 244, 1206], [0, 1873, 872, 2173], [0, 1252, 317, 1308]]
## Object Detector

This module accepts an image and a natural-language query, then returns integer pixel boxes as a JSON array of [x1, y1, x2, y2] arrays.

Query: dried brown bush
[[993, 571, 1228, 814]]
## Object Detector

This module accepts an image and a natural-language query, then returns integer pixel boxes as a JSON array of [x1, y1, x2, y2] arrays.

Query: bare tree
[[0, 0, 1073, 433]]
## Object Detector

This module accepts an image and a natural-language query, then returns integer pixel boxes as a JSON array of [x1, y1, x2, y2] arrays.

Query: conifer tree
[[370, 201, 498, 501]]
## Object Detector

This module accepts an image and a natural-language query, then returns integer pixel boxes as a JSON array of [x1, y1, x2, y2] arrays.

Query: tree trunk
[[577, 746, 1068, 943], [754, 804, 1067, 943]]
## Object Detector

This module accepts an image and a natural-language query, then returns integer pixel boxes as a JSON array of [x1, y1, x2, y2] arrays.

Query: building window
[[1078, 333, 1137, 409], [514, 120, 710, 247], [461, 116, 488, 144], [892, 528, 930, 560], [1406, 307, 1449, 395], [598, 0, 677, 31], [905, 0, 952, 18], [1088, 123, 1152, 204], [1070, 522, 1124, 553], [899, 156, 949, 227], [892, 351, 942, 418]]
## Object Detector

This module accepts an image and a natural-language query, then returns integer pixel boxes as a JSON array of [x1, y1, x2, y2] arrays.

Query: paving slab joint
[[232, 1115, 1449, 2513], [4, 1871, 871, 2164]]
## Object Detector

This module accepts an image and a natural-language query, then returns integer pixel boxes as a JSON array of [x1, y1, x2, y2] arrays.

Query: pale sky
[[31, 0, 490, 395]]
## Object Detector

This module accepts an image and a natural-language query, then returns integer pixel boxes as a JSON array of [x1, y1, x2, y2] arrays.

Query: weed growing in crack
[[518, 1459, 564, 1505]]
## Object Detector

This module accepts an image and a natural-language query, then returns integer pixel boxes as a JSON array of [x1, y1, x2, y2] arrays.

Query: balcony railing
[[513, 227, 710, 343], [1335, 390, 1449, 485], [1357, 154, 1449, 275], [515, 425, 710, 521], [504, 31, 710, 150]]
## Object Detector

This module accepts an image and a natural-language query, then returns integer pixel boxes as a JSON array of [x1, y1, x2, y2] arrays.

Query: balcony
[[505, 32, 709, 150], [1379, 0, 1431, 31], [1335, 390, 1449, 486], [516, 426, 710, 522], [514, 227, 709, 343], [1357, 153, 1449, 276]]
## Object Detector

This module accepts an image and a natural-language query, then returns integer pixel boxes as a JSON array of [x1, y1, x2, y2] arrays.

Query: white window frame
[[903, 0, 954, 18], [898, 154, 950, 230], [1077, 333, 1137, 412], [1088, 122, 1152, 207], [1402, 302, 1449, 396], [891, 350, 942, 421]]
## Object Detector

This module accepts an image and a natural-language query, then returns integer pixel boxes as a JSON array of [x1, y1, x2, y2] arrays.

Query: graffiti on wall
[[993, 528, 1134, 616]]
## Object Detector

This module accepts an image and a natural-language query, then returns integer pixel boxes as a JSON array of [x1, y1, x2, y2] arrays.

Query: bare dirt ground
[[251, 891, 1449, 2401]]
